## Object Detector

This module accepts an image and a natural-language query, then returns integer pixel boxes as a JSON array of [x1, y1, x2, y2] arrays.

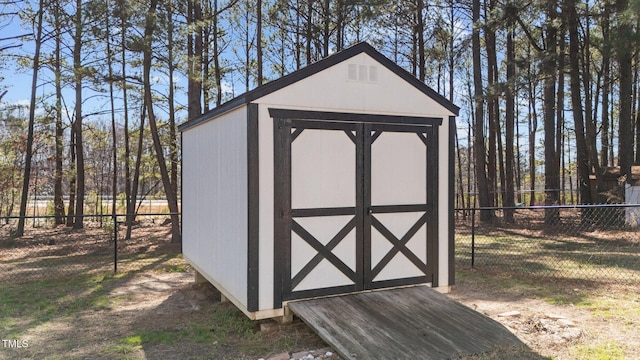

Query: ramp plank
[[288, 286, 523, 360]]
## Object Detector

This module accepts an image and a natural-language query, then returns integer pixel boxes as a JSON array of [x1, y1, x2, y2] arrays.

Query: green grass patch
[[572, 341, 626, 360], [0, 272, 127, 338], [157, 263, 190, 273], [105, 340, 142, 358], [455, 268, 589, 306], [577, 293, 640, 320], [113, 305, 259, 351]]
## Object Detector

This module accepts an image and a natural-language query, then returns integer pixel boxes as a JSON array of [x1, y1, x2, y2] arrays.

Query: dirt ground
[[449, 272, 640, 359], [5, 270, 638, 360], [1, 225, 639, 359]]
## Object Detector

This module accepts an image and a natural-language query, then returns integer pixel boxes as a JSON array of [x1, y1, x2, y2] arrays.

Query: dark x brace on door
[[272, 108, 442, 308]]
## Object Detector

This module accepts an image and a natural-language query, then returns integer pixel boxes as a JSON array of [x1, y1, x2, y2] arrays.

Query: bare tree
[[472, 0, 491, 220], [72, 0, 86, 229], [504, 4, 516, 222], [142, 0, 181, 242], [617, 0, 634, 185], [15, 0, 44, 237]]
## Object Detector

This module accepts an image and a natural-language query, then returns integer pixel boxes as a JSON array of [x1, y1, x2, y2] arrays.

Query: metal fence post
[[471, 207, 476, 268]]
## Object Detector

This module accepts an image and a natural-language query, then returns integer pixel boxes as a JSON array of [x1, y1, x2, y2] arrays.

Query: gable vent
[[348, 64, 378, 83]]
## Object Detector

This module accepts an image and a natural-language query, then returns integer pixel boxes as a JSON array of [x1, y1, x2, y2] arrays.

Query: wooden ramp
[[287, 286, 523, 360]]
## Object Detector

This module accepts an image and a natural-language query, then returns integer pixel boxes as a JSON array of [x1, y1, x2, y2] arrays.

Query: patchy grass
[[0, 225, 326, 360], [0, 273, 125, 340], [454, 268, 640, 359], [3, 224, 638, 359], [572, 341, 626, 360], [455, 267, 590, 305], [455, 215, 640, 284]]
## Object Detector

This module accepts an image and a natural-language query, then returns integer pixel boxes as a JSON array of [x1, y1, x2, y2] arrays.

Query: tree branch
[[0, 33, 31, 42], [515, 16, 544, 52], [0, 44, 22, 52]]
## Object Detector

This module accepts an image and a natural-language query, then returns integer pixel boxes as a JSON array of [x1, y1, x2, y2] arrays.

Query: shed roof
[[179, 42, 459, 132]]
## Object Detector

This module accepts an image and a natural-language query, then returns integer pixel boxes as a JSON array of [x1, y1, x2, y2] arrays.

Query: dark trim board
[[274, 110, 440, 308], [368, 276, 430, 290], [179, 42, 458, 132], [283, 285, 359, 302], [430, 122, 439, 287], [247, 103, 260, 312], [269, 108, 443, 127], [180, 133, 184, 254], [448, 116, 456, 285], [292, 207, 357, 217], [273, 117, 291, 309]]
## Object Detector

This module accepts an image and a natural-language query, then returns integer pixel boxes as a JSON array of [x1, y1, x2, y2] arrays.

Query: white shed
[[179, 42, 459, 320]]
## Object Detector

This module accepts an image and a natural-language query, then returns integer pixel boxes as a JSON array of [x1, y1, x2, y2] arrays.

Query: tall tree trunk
[[106, 5, 117, 217], [203, 3, 211, 110], [167, 0, 179, 222], [73, 0, 85, 229], [581, 7, 601, 196], [243, 5, 250, 92], [53, 0, 65, 225], [472, 0, 491, 220], [67, 126, 77, 226], [15, 0, 44, 237], [143, 0, 181, 242], [601, 2, 611, 167], [126, 103, 145, 240], [121, 3, 133, 238], [416, 0, 425, 81], [557, 28, 565, 204], [335, 0, 344, 51], [257, 0, 263, 85], [295, 0, 301, 69], [188, 0, 203, 120], [306, 0, 313, 65], [527, 51, 538, 206], [485, 3, 498, 207], [322, 0, 330, 57], [515, 93, 523, 204], [213, 0, 222, 106], [504, 23, 516, 222], [543, 0, 560, 224], [566, 0, 592, 205], [448, 0, 455, 103], [617, 0, 633, 185]]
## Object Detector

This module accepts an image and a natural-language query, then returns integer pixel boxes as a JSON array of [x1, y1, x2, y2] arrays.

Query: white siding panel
[[371, 132, 426, 206], [293, 258, 354, 291], [292, 129, 356, 209], [257, 53, 455, 118], [258, 105, 275, 311], [182, 106, 248, 307]]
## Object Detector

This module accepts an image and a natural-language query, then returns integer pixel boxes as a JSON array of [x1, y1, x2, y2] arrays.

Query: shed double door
[[274, 113, 437, 304]]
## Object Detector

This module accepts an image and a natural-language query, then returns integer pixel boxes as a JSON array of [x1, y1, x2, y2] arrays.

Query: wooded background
[[1, 0, 639, 241]]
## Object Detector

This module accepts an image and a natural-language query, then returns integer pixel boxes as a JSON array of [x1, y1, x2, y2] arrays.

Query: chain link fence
[[455, 204, 640, 285], [5, 206, 639, 287], [0, 214, 182, 285]]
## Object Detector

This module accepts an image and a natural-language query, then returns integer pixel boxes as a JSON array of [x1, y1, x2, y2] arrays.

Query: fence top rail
[[0, 213, 181, 221], [455, 204, 640, 211]]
